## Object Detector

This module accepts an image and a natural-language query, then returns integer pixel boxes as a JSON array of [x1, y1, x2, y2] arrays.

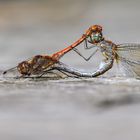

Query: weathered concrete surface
[[0, 76, 140, 140]]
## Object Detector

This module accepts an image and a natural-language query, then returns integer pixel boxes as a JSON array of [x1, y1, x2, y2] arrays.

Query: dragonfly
[[3, 25, 102, 78], [52, 28, 140, 78]]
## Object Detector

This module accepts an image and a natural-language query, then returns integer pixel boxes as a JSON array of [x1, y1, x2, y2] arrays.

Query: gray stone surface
[[0, 0, 140, 140]]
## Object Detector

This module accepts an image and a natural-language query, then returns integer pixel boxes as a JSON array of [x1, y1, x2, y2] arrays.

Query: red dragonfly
[[3, 25, 101, 78]]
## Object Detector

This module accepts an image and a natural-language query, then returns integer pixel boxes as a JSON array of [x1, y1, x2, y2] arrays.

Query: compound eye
[[93, 33, 102, 42]]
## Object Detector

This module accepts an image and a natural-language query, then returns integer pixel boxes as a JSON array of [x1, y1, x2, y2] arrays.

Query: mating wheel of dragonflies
[[3, 25, 101, 78], [3, 25, 140, 78]]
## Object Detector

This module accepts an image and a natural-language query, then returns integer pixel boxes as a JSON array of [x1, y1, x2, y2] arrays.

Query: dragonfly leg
[[84, 37, 89, 49], [72, 34, 98, 61], [15, 74, 29, 79], [54, 69, 80, 78], [72, 48, 98, 61], [55, 59, 114, 77], [38, 67, 79, 78], [84, 35, 96, 49], [33, 68, 63, 78], [33, 67, 68, 78]]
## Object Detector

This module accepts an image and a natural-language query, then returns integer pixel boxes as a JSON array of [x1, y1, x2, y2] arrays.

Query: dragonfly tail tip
[[3, 71, 7, 75]]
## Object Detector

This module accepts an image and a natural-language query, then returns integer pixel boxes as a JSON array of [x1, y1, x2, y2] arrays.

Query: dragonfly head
[[89, 25, 104, 43], [17, 61, 31, 75], [90, 25, 102, 32]]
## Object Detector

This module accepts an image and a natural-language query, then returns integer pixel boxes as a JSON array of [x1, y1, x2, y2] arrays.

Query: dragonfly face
[[90, 32, 104, 43], [94, 32, 103, 42]]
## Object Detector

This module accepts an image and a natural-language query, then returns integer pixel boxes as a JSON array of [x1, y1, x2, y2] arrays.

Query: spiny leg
[[84, 35, 96, 49], [15, 75, 26, 79], [38, 68, 80, 78], [73, 48, 98, 61], [56, 69, 80, 78], [71, 34, 98, 61], [19, 71, 62, 79], [14, 68, 56, 79], [37, 68, 63, 78], [84, 36, 88, 49]]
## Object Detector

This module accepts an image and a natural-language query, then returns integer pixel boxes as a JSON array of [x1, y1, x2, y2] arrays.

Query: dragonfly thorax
[[98, 40, 117, 59]]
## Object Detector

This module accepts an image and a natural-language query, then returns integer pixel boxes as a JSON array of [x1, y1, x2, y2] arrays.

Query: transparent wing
[[117, 43, 140, 77], [3, 59, 70, 79], [2, 56, 33, 77], [3, 66, 20, 77]]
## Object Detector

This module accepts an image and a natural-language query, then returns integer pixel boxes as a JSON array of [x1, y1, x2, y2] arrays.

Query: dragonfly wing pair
[[116, 43, 140, 78]]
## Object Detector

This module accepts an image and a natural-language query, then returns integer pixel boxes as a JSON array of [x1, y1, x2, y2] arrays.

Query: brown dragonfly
[[3, 25, 101, 78]]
